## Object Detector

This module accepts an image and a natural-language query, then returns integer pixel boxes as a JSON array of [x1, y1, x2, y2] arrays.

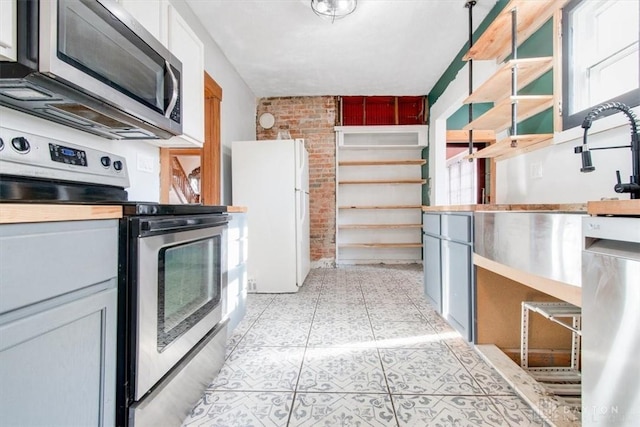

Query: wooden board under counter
[[0, 204, 122, 224]]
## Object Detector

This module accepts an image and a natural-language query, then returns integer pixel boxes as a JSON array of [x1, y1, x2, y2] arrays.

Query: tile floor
[[182, 265, 547, 426]]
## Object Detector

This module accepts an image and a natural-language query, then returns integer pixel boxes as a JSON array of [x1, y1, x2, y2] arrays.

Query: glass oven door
[[134, 216, 227, 400], [158, 235, 221, 351]]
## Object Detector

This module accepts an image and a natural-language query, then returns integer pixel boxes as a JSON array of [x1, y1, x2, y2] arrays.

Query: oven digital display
[[49, 143, 87, 166]]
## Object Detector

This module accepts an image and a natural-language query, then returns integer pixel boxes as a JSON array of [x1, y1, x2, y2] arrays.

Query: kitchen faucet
[[574, 101, 640, 199]]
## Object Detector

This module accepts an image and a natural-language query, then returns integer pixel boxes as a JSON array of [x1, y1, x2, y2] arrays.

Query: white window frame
[[562, 0, 640, 130], [446, 149, 477, 206]]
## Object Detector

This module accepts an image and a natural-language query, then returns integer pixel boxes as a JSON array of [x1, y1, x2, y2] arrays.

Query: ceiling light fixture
[[311, 0, 357, 22]]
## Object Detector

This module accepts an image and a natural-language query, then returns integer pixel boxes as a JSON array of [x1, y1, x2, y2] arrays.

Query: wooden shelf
[[338, 179, 426, 185], [463, 95, 553, 132], [338, 159, 426, 166], [339, 243, 423, 248], [338, 205, 422, 210], [463, 0, 569, 62], [465, 134, 553, 160], [339, 224, 422, 229], [464, 57, 553, 104], [446, 130, 496, 143]]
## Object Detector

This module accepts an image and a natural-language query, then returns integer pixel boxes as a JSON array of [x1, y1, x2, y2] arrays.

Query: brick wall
[[256, 97, 337, 265]]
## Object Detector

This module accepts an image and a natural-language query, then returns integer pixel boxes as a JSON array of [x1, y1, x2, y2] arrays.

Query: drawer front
[[422, 213, 440, 234], [442, 213, 472, 242], [0, 220, 118, 314]]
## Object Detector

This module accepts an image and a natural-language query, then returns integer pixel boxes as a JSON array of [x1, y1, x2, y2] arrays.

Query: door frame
[[160, 72, 223, 204]]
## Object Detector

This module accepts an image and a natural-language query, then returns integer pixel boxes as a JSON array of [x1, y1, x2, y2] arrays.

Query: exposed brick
[[257, 96, 337, 262]]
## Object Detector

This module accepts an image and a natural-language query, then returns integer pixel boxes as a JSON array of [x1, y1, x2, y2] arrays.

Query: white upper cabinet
[[0, 0, 17, 61], [118, 0, 167, 45], [119, 0, 205, 147], [165, 3, 205, 146]]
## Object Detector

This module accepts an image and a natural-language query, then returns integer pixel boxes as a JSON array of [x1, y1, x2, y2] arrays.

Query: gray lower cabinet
[[442, 239, 472, 337], [422, 211, 474, 341], [423, 233, 442, 312], [226, 212, 248, 334], [0, 220, 118, 427]]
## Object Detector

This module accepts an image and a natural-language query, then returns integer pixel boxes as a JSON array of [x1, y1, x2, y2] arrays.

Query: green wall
[[443, 19, 555, 133], [424, 2, 557, 204]]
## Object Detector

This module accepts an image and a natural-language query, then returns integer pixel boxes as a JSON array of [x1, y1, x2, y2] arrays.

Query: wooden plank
[[475, 345, 581, 427], [475, 267, 574, 349], [464, 57, 553, 104], [338, 159, 426, 166], [338, 179, 426, 185], [0, 204, 122, 224], [338, 205, 423, 210], [475, 254, 582, 307], [227, 206, 248, 213], [587, 200, 640, 216], [463, 0, 570, 62], [446, 130, 496, 143], [338, 224, 422, 229], [339, 243, 422, 248], [497, 136, 554, 161], [463, 96, 554, 132], [465, 134, 552, 159]]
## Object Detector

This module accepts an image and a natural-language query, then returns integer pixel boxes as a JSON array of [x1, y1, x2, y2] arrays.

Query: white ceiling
[[186, 0, 497, 98]]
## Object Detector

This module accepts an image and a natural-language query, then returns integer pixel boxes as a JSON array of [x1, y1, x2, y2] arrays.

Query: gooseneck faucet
[[575, 101, 640, 199]]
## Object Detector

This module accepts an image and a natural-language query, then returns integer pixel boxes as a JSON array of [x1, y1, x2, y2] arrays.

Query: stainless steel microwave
[[0, 0, 182, 140]]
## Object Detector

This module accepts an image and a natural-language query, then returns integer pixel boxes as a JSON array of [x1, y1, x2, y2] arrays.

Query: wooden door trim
[[160, 72, 223, 204], [203, 72, 222, 204]]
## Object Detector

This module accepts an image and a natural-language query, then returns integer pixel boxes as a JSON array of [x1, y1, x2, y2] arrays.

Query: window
[[446, 149, 477, 205], [562, 0, 639, 129]]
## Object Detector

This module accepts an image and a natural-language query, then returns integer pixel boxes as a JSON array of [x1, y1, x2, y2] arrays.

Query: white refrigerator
[[231, 139, 310, 293]]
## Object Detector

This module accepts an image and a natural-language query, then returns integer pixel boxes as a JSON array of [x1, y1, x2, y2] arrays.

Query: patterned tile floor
[[182, 265, 547, 427]]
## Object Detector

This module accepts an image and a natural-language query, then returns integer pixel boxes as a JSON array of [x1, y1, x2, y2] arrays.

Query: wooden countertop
[[0, 204, 123, 224], [227, 206, 248, 213], [587, 200, 640, 216], [0, 204, 248, 224], [422, 203, 587, 212]]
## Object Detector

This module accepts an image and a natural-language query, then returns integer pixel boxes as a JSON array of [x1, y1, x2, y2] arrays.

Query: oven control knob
[[100, 156, 111, 168], [0, 137, 4, 151], [113, 160, 123, 171], [11, 137, 30, 153]]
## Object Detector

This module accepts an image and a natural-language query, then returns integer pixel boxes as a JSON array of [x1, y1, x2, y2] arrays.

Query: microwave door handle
[[165, 61, 179, 118]]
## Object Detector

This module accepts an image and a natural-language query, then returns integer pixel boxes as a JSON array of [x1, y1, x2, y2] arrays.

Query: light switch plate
[[137, 154, 155, 173], [530, 162, 543, 179]]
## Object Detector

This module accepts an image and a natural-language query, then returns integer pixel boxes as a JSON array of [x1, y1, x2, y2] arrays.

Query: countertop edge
[[422, 203, 587, 212], [587, 200, 640, 216], [226, 206, 247, 213], [0, 204, 123, 224]]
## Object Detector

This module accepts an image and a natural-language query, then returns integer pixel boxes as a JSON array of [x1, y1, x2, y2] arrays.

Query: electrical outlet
[[247, 278, 257, 292], [530, 162, 543, 179], [137, 155, 155, 173]]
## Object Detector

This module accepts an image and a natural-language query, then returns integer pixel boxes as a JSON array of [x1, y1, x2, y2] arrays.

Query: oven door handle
[[139, 215, 228, 236]]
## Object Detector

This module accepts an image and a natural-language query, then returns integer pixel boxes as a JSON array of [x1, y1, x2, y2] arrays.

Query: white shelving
[[336, 125, 427, 264]]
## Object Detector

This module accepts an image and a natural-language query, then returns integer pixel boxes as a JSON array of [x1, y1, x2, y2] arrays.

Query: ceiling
[[186, 0, 497, 98]]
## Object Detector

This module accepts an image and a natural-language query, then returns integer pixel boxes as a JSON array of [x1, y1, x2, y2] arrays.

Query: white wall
[[429, 59, 638, 205], [497, 114, 637, 203], [0, 106, 161, 202], [169, 0, 257, 205], [1, 1, 256, 205]]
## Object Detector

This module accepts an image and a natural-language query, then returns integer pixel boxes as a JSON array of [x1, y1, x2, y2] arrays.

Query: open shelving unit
[[463, 0, 567, 161], [335, 125, 427, 264]]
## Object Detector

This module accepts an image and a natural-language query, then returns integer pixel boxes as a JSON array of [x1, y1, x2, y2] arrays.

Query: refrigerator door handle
[[296, 139, 306, 187]]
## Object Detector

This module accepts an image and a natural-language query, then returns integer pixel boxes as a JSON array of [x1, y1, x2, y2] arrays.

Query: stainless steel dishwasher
[[582, 216, 640, 426]]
